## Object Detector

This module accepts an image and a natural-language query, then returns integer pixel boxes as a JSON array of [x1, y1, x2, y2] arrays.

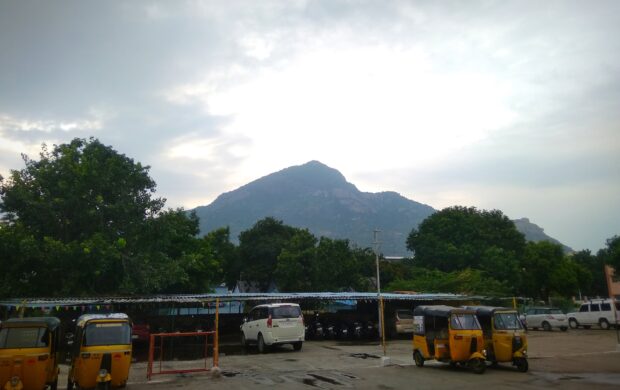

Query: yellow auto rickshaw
[[412, 305, 487, 374], [67, 314, 132, 390], [465, 306, 528, 372], [0, 317, 62, 390]]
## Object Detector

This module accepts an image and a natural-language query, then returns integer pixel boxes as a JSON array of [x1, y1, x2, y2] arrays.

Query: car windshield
[[550, 309, 563, 315], [83, 322, 131, 346], [494, 313, 523, 330], [450, 314, 481, 330], [271, 306, 301, 319], [0, 327, 49, 349]]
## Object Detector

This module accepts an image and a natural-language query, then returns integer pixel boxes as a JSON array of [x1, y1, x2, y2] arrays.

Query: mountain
[[513, 218, 574, 253], [192, 161, 436, 255], [192, 161, 572, 255]]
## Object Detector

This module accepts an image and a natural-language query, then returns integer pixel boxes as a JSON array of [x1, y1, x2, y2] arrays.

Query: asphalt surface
[[58, 329, 620, 389]]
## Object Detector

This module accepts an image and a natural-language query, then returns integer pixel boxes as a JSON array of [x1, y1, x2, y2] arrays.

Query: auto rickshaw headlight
[[99, 369, 108, 378], [482, 349, 487, 356], [10, 376, 21, 386]]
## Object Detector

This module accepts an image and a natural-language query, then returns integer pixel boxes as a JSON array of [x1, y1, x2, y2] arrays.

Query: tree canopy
[[0, 138, 216, 296]]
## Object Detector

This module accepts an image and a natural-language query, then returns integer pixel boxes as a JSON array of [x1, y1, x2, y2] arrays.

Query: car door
[[244, 308, 260, 341], [588, 303, 600, 325], [527, 309, 540, 328]]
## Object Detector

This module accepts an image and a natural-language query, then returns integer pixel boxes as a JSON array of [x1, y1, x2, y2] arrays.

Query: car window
[[579, 305, 589, 312], [249, 308, 259, 321], [396, 310, 413, 320], [260, 308, 269, 319], [526, 309, 535, 315], [450, 314, 481, 330], [590, 304, 600, 312], [616, 302, 620, 311], [0, 327, 49, 348], [494, 313, 523, 330], [601, 303, 611, 311], [271, 305, 301, 319], [84, 322, 131, 346]]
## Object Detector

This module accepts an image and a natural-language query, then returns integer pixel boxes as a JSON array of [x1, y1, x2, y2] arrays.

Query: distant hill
[[192, 161, 572, 255], [192, 161, 435, 255], [513, 218, 573, 253]]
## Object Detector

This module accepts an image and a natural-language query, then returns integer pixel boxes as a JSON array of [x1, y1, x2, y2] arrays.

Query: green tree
[[572, 249, 606, 297], [275, 229, 317, 291], [237, 217, 298, 289], [0, 138, 210, 296], [203, 227, 239, 289], [598, 235, 620, 270], [406, 206, 525, 291], [386, 267, 511, 296]]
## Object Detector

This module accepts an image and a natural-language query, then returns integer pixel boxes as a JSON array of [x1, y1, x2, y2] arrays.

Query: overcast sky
[[1, 0, 619, 252]]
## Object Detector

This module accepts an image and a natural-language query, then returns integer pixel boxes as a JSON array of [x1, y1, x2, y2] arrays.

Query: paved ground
[[59, 329, 620, 389]]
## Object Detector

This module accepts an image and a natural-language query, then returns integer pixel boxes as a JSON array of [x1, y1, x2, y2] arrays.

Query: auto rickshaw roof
[[462, 306, 514, 317], [413, 305, 474, 317], [76, 313, 130, 327], [2, 316, 61, 330]]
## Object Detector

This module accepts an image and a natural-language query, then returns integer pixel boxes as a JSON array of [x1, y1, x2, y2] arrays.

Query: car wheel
[[413, 350, 424, 367], [293, 341, 302, 351], [515, 358, 528, 373], [542, 322, 551, 331], [569, 318, 579, 329], [470, 358, 486, 374], [257, 334, 267, 354], [599, 319, 610, 330]]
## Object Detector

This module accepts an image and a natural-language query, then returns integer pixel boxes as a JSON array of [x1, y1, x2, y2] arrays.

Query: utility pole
[[374, 229, 388, 361]]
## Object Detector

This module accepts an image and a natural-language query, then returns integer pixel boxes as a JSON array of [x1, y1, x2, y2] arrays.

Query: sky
[[1, 0, 619, 252]]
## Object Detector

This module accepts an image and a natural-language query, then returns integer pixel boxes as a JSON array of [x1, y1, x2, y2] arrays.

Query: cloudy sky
[[1, 0, 619, 252]]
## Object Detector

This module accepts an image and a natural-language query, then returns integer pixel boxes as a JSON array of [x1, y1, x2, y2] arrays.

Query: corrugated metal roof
[[0, 292, 475, 308]]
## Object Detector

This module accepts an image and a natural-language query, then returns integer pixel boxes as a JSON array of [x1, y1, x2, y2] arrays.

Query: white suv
[[522, 307, 568, 331], [240, 303, 305, 353], [567, 299, 620, 330]]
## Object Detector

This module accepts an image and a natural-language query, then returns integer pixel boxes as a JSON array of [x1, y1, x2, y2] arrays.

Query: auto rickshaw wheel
[[413, 350, 425, 367], [49, 377, 58, 390], [469, 358, 486, 374], [66, 379, 74, 390], [515, 358, 529, 373], [96, 381, 110, 390]]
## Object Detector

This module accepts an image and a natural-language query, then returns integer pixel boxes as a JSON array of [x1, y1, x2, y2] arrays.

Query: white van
[[240, 303, 305, 353], [567, 299, 620, 329]]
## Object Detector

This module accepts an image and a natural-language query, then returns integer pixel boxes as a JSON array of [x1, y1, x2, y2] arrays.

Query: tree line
[[1, 138, 618, 300]]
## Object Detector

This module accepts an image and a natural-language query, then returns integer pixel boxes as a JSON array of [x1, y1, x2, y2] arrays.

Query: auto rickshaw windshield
[[494, 313, 523, 330], [84, 322, 131, 346], [0, 327, 49, 349], [450, 314, 481, 330]]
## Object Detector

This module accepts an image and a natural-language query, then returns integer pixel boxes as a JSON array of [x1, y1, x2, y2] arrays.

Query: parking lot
[[55, 328, 620, 389]]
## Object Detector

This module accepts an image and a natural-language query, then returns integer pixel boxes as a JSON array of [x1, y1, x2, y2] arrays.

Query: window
[[590, 304, 600, 312], [450, 314, 481, 330], [396, 310, 413, 320], [494, 313, 523, 330], [579, 305, 589, 312], [601, 303, 611, 311], [526, 309, 535, 315], [0, 327, 49, 349], [271, 305, 301, 319], [83, 322, 131, 346]]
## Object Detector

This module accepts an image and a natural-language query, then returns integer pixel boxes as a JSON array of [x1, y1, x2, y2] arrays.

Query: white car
[[522, 307, 568, 331], [240, 303, 305, 353], [567, 299, 620, 330]]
